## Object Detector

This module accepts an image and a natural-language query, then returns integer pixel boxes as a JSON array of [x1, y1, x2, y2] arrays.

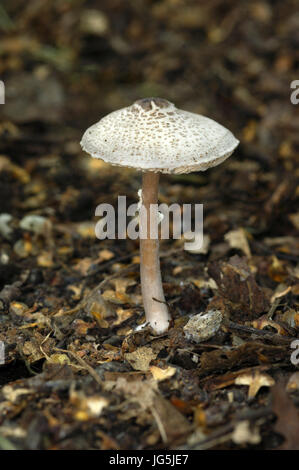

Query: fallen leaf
[[48, 353, 71, 365], [110, 278, 136, 293], [231, 420, 261, 445], [289, 212, 299, 230], [235, 371, 275, 399], [268, 256, 288, 283], [208, 255, 270, 319], [70, 389, 109, 421], [125, 346, 157, 372], [286, 372, 299, 392], [150, 365, 176, 381], [2, 385, 33, 402], [97, 249, 114, 263], [73, 257, 94, 275], [102, 289, 132, 305], [225, 228, 251, 258], [151, 394, 192, 443], [37, 251, 54, 267], [272, 382, 299, 449], [252, 315, 289, 335]]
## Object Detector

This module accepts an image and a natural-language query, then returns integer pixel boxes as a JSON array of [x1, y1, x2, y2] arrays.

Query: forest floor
[[0, 0, 298, 450]]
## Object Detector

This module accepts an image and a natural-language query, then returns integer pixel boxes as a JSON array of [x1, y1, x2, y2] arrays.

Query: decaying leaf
[[110, 278, 136, 293], [2, 385, 33, 403], [224, 228, 251, 258], [235, 371, 275, 399], [69, 389, 109, 421], [47, 353, 71, 365], [113, 377, 158, 410], [289, 212, 299, 231], [286, 372, 299, 392], [37, 251, 54, 267], [272, 382, 299, 450], [267, 256, 289, 283], [82, 287, 116, 325], [202, 366, 270, 392], [151, 394, 192, 443], [72, 257, 94, 276], [102, 289, 132, 305], [231, 420, 261, 445], [199, 342, 285, 376], [124, 346, 157, 372], [278, 309, 299, 328], [208, 255, 270, 319], [150, 365, 176, 381], [252, 315, 289, 335], [97, 249, 115, 263]]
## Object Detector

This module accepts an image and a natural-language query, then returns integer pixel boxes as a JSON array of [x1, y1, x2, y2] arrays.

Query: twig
[[224, 319, 294, 343]]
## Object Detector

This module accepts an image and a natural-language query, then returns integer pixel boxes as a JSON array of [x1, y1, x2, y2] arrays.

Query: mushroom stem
[[140, 172, 170, 334]]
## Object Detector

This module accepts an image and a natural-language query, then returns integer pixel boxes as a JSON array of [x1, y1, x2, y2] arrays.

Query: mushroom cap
[[80, 98, 239, 174]]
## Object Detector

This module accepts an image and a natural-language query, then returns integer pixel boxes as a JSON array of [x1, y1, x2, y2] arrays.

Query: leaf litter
[[0, 0, 298, 451]]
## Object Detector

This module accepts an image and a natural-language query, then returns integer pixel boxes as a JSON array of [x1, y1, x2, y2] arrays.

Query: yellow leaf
[[150, 365, 176, 381]]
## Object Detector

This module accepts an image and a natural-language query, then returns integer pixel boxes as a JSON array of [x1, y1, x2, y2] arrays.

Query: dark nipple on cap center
[[134, 97, 170, 111]]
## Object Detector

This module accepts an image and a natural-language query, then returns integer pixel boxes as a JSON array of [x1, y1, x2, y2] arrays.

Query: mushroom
[[80, 97, 239, 334]]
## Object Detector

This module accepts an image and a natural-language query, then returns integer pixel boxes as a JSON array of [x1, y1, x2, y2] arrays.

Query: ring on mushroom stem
[[80, 97, 239, 334]]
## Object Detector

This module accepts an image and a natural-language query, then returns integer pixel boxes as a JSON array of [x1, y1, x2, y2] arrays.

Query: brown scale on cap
[[134, 97, 171, 111]]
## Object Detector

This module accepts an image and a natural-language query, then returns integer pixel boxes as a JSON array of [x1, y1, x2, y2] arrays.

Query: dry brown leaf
[[235, 371, 275, 399], [208, 255, 269, 319], [289, 212, 299, 230], [231, 420, 261, 445], [224, 228, 251, 258], [150, 365, 176, 381], [69, 389, 109, 421], [110, 278, 136, 293], [102, 289, 132, 305], [267, 256, 288, 283], [252, 315, 289, 335], [72, 257, 94, 276], [97, 249, 114, 263], [2, 385, 33, 403], [48, 353, 71, 365], [75, 221, 96, 239], [286, 372, 299, 392], [113, 377, 158, 410], [37, 251, 54, 267], [152, 394, 192, 443], [272, 382, 299, 449], [125, 346, 157, 372], [279, 309, 299, 328], [113, 307, 134, 326], [200, 342, 285, 375]]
